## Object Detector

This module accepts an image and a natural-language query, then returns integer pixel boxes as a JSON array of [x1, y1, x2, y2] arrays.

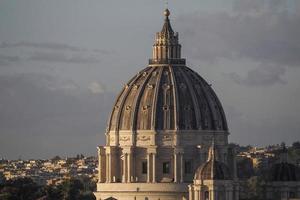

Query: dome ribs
[[108, 67, 149, 132], [209, 87, 228, 130], [119, 68, 152, 130], [107, 66, 228, 132], [131, 67, 156, 131], [187, 68, 223, 130], [169, 66, 180, 130], [115, 68, 150, 132], [176, 66, 201, 130], [151, 67, 164, 130], [155, 67, 175, 130], [186, 69, 214, 130]]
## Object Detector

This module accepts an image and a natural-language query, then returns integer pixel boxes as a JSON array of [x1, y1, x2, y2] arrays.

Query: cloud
[[177, 4, 300, 67], [0, 55, 20, 66], [28, 51, 100, 64], [88, 81, 106, 94], [0, 41, 114, 56], [226, 64, 286, 86], [0, 73, 115, 159], [1, 41, 84, 52]]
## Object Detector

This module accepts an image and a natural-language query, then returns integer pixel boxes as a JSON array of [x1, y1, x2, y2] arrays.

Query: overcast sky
[[0, 0, 299, 159]]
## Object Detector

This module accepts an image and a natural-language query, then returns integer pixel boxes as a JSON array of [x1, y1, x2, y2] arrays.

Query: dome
[[107, 65, 227, 132], [268, 146, 300, 182], [194, 142, 232, 180], [269, 162, 300, 182], [106, 9, 227, 132], [194, 160, 232, 180]]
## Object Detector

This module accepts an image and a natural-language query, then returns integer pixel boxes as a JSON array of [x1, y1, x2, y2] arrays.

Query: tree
[[45, 185, 63, 200], [0, 177, 45, 200]]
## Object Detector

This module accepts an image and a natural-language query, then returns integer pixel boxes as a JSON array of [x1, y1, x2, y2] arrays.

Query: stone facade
[[94, 9, 236, 200]]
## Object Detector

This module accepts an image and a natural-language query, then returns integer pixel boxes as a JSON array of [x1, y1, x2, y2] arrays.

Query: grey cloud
[[0, 73, 114, 159], [29, 51, 100, 64], [226, 64, 286, 86], [177, 4, 300, 67], [0, 41, 84, 52], [0, 41, 112, 55], [0, 55, 20, 66], [233, 0, 289, 14]]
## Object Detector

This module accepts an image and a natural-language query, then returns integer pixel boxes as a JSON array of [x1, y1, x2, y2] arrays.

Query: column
[[174, 153, 178, 183], [106, 153, 110, 183], [147, 153, 151, 183], [234, 185, 239, 200], [194, 188, 199, 200], [152, 153, 156, 183], [108, 153, 112, 182], [180, 153, 184, 183], [188, 185, 193, 200], [123, 154, 127, 182], [127, 153, 131, 182], [97, 147, 102, 183], [228, 190, 233, 200], [105, 154, 108, 182]]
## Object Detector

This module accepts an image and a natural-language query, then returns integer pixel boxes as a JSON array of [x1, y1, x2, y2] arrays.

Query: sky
[[0, 0, 299, 159]]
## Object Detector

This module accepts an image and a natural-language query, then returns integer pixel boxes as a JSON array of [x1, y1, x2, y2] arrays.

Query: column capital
[[104, 146, 117, 154], [174, 146, 184, 154], [97, 146, 105, 155], [122, 146, 133, 154], [147, 146, 157, 154]]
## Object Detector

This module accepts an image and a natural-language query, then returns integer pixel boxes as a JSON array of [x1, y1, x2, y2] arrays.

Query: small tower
[[189, 141, 239, 200]]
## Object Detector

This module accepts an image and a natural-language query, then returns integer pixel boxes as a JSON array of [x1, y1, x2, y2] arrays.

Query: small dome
[[194, 160, 232, 180], [194, 143, 231, 180], [107, 66, 227, 132], [269, 162, 300, 182]]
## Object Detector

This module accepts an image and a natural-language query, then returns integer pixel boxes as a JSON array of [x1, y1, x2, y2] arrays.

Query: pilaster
[[97, 146, 105, 183]]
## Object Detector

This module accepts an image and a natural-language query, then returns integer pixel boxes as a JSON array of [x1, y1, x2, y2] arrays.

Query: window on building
[[184, 160, 192, 174], [289, 192, 296, 198], [142, 161, 147, 174], [204, 191, 209, 200], [163, 162, 170, 174]]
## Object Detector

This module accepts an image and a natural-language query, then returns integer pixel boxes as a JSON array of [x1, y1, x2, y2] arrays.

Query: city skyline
[[1, 0, 300, 159]]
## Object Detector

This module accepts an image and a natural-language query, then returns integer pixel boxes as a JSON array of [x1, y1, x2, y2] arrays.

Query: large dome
[[106, 9, 227, 133], [107, 65, 227, 132]]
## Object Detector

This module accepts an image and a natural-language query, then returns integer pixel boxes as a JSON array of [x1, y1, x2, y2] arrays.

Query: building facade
[[94, 9, 237, 200]]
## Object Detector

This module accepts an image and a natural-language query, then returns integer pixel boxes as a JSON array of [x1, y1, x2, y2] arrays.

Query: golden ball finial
[[164, 9, 170, 17]]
